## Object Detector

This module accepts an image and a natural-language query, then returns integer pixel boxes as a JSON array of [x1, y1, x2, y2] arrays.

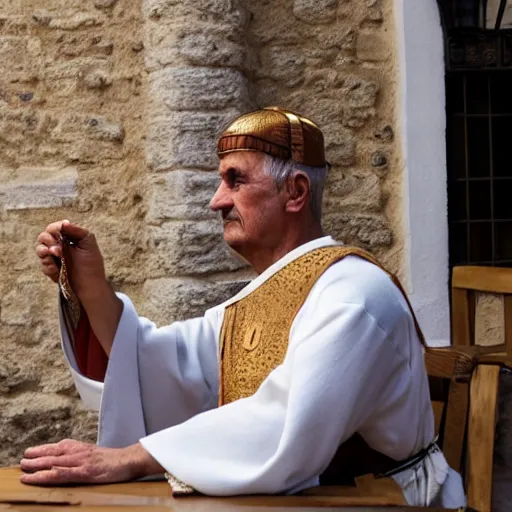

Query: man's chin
[[222, 224, 244, 248]]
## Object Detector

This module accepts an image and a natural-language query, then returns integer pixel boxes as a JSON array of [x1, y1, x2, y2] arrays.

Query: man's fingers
[[20, 467, 85, 486], [20, 468, 61, 485], [36, 245, 62, 259], [20, 455, 81, 473], [44, 220, 69, 239], [35, 244, 50, 258], [37, 231, 59, 247], [40, 258, 59, 282], [24, 440, 91, 460], [23, 443, 67, 459], [61, 221, 89, 242]]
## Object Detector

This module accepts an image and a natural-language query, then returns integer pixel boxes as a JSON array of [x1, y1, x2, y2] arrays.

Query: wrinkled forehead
[[217, 151, 267, 174]]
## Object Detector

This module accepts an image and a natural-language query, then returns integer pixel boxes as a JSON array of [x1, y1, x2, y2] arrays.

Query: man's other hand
[[19, 439, 164, 486], [35, 220, 108, 303]]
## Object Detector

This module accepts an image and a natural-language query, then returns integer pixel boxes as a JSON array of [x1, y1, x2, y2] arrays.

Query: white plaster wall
[[396, 0, 450, 346]]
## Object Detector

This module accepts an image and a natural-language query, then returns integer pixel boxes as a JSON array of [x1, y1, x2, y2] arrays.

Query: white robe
[[59, 236, 466, 507]]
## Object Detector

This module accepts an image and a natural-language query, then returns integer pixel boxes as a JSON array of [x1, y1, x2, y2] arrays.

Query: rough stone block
[[323, 212, 392, 248], [47, 114, 124, 162], [83, 68, 112, 89], [322, 123, 356, 166], [325, 168, 361, 198], [0, 166, 77, 211], [70, 407, 98, 442], [143, 0, 248, 28], [145, 23, 248, 70], [94, 0, 118, 8], [149, 67, 250, 113], [146, 110, 240, 171], [53, 33, 114, 59], [325, 171, 382, 211], [142, 277, 248, 324], [374, 123, 394, 143], [44, 57, 110, 81], [342, 106, 376, 129], [259, 45, 305, 87], [0, 36, 41, 81], [288, 77, 377, 129], [341, 75, 379, 108], [178, 31, 248, 69], [0, 394, 74, 465], [287, 96, 344, 126], [356, 32, 389, 62], [293, 0, 338, 24], [302, 47, 337, 69], [33, 10, 103, 30], [147, 170, 218, 222], [43, 57, 112, 97], [0, 15, 29, 35], [0, 359, 40, 394], [0, 107, 49, 144], [317, 29, 356, 51], [86, 116, 124, 142], [40, 367, 76, 395], [147, 220, 246, 277]]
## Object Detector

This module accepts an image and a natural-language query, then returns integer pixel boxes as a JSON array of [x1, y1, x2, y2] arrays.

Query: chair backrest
[[426, 346, 503, 512], [425, 347, 475, 475], [452, 266, 512, 352]]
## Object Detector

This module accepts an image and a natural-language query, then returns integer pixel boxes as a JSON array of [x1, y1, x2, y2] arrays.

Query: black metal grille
[[438, 0, 510, 31], [446, 68, 512, 267], [446, 29, 512, 70]]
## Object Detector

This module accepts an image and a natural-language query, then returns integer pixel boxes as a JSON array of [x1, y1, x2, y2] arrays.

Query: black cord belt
[[377, 439, 439, 479]]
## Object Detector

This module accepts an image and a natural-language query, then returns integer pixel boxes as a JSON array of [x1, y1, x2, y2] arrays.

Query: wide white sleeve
[[59, 293, 221, 448], [139, 279, 412, 495]]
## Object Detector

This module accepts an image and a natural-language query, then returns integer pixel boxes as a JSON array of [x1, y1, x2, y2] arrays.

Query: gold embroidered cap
[[217, 107, 327, 167]]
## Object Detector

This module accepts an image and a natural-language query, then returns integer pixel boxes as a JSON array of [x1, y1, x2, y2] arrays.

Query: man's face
[[210, 152, 286, 255]]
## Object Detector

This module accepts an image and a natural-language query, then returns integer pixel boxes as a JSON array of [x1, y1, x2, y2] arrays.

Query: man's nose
[[209, 182, 233, 212]]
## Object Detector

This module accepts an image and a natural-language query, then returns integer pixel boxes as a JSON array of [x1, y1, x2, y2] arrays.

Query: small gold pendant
[[242, 325, 262, 352]]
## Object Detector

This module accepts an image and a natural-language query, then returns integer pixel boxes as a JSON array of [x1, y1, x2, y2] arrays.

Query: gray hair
[[262, 155, 329, 222]]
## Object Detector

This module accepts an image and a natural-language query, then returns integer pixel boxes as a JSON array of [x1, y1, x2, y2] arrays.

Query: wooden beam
[[453, 266, 512, 294], [467, 365, 501, 512]]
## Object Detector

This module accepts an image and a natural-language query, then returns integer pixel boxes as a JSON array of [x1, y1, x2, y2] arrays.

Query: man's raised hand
[[35, 220, 108, 303]]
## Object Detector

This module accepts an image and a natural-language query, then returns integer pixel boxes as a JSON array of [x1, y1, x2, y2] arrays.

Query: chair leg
[[467, 365, 500, 512]]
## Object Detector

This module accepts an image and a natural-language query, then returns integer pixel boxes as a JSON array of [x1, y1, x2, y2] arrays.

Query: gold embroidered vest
[[219, 245, 425, 406], [218, 245, 426, 484]]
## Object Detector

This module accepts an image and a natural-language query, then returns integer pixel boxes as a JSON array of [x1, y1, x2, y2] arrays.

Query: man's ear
[[285, 172, 310, 213]]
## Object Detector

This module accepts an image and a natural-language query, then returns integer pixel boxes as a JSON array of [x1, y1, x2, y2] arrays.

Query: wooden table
[[0, 468, 456, 511]]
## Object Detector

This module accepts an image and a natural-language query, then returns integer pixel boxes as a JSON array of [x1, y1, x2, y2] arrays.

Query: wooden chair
[[451, 265, 512, 353], [426, 345, 512, 512]]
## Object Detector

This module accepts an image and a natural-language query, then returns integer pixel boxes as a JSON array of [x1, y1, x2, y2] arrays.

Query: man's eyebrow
[[219, 166, 244, 177]]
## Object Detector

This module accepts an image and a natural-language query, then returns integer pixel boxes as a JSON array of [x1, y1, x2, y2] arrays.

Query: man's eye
[[227, 171, 243, 187]]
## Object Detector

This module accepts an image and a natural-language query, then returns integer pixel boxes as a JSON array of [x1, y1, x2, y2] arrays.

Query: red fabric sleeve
[[74, 306, 108, 382]]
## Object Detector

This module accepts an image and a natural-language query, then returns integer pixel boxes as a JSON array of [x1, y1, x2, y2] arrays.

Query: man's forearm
[[80, 282, 123, 357]]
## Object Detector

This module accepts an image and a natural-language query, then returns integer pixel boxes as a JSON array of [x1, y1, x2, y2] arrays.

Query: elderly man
[[28, 107, 464, 507]]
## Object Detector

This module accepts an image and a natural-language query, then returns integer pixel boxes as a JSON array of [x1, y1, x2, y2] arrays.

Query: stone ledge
[[0, 166, 77, 210]]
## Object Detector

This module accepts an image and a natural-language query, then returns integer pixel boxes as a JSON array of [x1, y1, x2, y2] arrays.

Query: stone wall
[[0, 0, 402, 465], [0, 0, 147, 464]]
